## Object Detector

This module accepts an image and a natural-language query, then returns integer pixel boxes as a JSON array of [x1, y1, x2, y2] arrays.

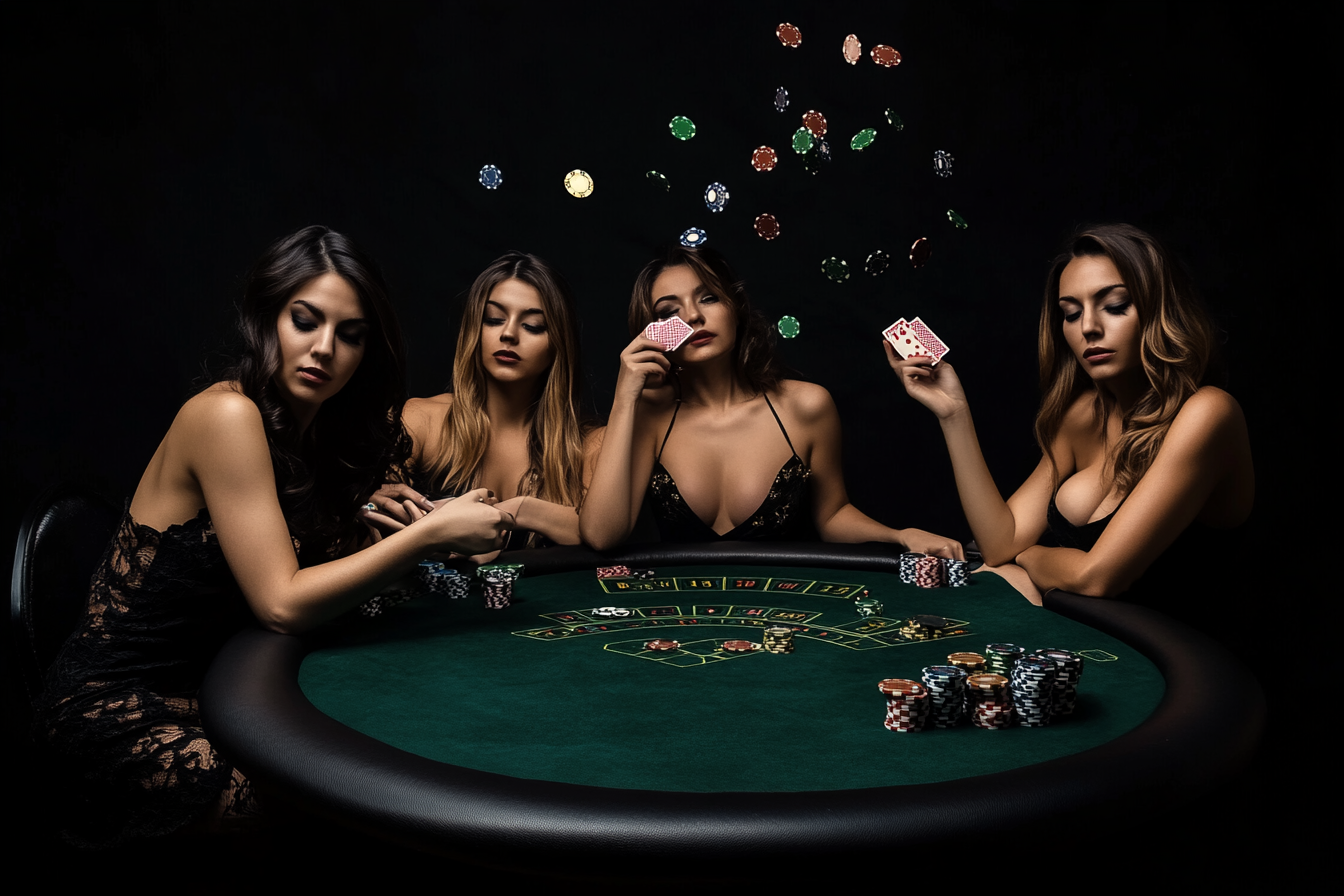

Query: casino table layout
[[202, 543, 1263, 875]]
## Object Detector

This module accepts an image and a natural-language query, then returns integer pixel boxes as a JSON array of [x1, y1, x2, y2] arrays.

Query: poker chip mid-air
[[886, 109, 904, 130], [751, 146, 778, 171], [704, 182, 729, 212], [910, 237, 932, 267], [669, 115, 696, 140], [851, 128, 877, 151], [564, 170, 594, 198], [777, 315, 801, 339], [933, 150, 954, 177], [871, 45, 901, 67], [776, 23, 801, 47], [947, 209, 969, 229], [680, 227, 707, 247], [754, 213, 780, 240], [792, 127, 814, 155], [802, 110, 827, 137], [842, 34, 862, 64], [646, 171, 669, 191], [865, 250, 890, 275], [774, 86, 789, 111], [822, 257, 850, 282], [478, 164, 502, 189]]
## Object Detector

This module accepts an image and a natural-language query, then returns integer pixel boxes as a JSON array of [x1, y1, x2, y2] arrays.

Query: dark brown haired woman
[[581, 245, 961, 554], [886, 224, 1253, 603]]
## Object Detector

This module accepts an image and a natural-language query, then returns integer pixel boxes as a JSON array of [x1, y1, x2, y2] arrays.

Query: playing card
[[882, 316, 949, 363], [643, 316, 694, 352]]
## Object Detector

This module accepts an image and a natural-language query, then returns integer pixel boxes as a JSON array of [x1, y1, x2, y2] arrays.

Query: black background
[[2, 0, 1327, 878]]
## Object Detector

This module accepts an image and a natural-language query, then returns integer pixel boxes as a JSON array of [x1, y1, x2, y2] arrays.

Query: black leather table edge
[[201, 544, 1265, 870]]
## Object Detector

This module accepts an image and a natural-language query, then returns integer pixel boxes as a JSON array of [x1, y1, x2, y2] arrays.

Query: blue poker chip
[[478, 164, 503, 189], [680, 227, 707, 247], [704, 182, 729, 212], [933, 150, 954, 177]]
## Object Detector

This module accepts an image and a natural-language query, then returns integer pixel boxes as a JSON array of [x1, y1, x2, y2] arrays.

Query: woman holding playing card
[[580, 244, 962, 556], [886, 224, 1253, 604], [363, 252, 598, 549]]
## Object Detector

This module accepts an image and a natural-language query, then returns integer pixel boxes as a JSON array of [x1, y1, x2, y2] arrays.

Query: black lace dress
[[37, 507, 256, 847]]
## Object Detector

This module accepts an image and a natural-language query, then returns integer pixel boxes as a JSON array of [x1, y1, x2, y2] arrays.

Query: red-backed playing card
[[882, 316, 949, 363], [643, 316, 694, 352]]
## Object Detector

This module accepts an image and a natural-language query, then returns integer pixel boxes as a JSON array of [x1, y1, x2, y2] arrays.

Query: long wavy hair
[[627, 245, 785, 394], [1035, 224, 1221, 494], [423, 252, 587, 512], [217, 225, 411, 560]]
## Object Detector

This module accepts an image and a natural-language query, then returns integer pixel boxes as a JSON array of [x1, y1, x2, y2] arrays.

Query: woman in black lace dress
[[579, 244, 962, 554], [39, 226, 513, 846]]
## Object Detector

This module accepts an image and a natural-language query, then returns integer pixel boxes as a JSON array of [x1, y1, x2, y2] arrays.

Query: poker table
[[201, 543, 1263, 877]]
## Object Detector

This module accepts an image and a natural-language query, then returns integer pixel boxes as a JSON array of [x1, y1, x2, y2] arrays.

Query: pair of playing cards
[[642, 316, 694, 352], [882, 316, 950, 363]]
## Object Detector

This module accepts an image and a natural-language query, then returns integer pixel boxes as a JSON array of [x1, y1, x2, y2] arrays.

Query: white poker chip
[[591, 606, 633, 618]]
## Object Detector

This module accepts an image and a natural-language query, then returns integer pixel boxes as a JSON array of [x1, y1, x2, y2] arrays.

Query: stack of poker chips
[[985, 643, 1025, 675], [878, 679, 930, 732], [357, 588, 414, 617], [855, 598, 883, 618], [967, 673, 1014, 729], [477, 562, 523, 610], [899, 614, 954, 641], [762, 625, 795, 654], [921, 665, 969, 727], [1009, 655, 1057, 727], [419, 561, 470, 599], [947, 651, 986, 673], [596, 565, 631, 578], [1033, 648, 1085, 716], [898, 552, 970, 588]]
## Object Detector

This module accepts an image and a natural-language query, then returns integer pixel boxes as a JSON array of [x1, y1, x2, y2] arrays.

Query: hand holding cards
[[883, 316, 950, 364], [643, 316, 694, 352]]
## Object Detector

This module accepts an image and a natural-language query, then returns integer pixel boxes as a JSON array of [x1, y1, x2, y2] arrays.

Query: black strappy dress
[[648, 394, 811, 541]]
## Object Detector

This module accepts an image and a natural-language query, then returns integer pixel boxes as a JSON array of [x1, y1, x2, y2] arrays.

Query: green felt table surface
[[299, 565, 1164, 792]]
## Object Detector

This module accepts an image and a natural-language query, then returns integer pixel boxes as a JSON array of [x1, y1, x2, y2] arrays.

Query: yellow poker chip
[[564, 169, 594, 198]]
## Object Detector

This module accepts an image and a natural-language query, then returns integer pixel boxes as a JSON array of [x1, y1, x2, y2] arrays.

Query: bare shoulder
[[405, 393, 453, 426], [773, 379, 837, 423], [1165, 386, 1248, 449], [175, 383, 264, 435]]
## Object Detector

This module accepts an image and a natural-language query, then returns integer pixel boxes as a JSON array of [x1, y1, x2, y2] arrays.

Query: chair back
[[9, 480, 120, 706]]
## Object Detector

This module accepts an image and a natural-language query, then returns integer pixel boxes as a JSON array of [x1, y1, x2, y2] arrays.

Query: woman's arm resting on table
[[789, 381, 964, 559], [185, 392, 509, 634], [1016, 388, 1252, 597], [886, 345, 1051, 565], [579, 337, 670, 550]]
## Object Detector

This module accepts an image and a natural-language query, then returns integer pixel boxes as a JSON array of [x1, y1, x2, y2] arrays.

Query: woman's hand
[[421, 488, 512, 555], [615, 335, 673, 405], [896, 527, 966, 560], [360, 483, 437, 538], [882, 342, 969, 421]]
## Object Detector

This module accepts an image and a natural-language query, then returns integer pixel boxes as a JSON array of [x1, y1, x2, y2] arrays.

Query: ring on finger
[[362, 502, 377, 512]]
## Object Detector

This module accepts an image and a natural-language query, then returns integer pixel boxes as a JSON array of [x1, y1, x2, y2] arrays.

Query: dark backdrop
[[3, 2, 1326, 547]]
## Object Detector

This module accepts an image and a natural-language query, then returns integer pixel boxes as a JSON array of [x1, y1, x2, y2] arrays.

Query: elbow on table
[[579, 520, 629, 553], [1062, 560, 1139, 600]]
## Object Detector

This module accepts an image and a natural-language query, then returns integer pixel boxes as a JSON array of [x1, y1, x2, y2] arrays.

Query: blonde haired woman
[[366, 252, 595, 545], [887, 224, 1253, 603]]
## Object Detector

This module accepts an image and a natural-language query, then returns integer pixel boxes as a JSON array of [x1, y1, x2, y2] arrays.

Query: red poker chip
[[754, 213, 780, 240], [910, 237, 932, 268], [722, 640, 758, 653], [751, 146, 778, 171], [871, 45, 901, 67], [645, 639, 680, 651], [776, 23, 802, 48], [801, 110, 827, 137]]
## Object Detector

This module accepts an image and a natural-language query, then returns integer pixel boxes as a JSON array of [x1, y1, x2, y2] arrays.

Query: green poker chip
[[669, 115, 696, 140], [885, 109, 904, 130], [777, 315, 801, 339], [851, 128, 877, 151], [646, 171, 670, 191], [791, 127, 814, 154], [821, 257, 850, 282], [947, 209, 969, 229]]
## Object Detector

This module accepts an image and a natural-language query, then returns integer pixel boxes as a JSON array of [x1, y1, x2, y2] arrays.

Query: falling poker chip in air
[[851, 128, 877, 151], [910, 238, 932, 268], [775, 86, 789, 112], [751, 146, 778, 171], [564, 170, 594, 198], [886, 109, 904, 130], [933, 150, 954, 177], [865, 250, 891, 275], [871, 45, 901, 67], [776, 23, 802, 48], [822, 257, 850, 282], [947, 209, 968, 230], [646, 171, 670, 191], [777, 316, 801, 339], [680, 227, 707, 247], [792, 127, 814, 155], [754, 213, 780, 240], [802, 110, 827, 137], [478, 165, 502, 190], [704, 183, 729, 213], [842, 34, 862, 64], [669, 116, 697, 141]]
